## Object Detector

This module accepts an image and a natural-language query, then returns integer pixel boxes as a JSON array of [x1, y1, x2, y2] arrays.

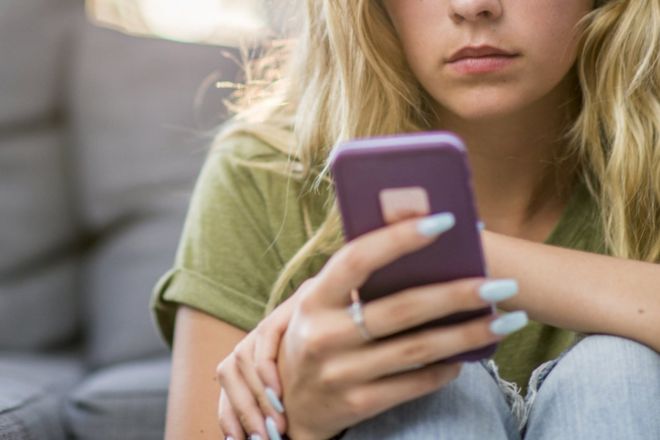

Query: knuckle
[[234, 408, 252, 430], [255, 363, 270, 382], [446, 279, 482, 311], [234, 345, 251, 368], [461, 319, 493, 347], [458, 325, 482, 348], [297, 288, 318, 314], [465, 278, 487, 304], [344, 391, 371, 417], [389, 221, 411, 244], [300, 326, 329, 360], [256, 393, 272, 413], [338, 245, 369, 275], [400, 337, 435, 365], [215, 361, 224, 378], [216, 359, 231, 383], [318, 364, 343, 390], [388, 294, 421, 327]]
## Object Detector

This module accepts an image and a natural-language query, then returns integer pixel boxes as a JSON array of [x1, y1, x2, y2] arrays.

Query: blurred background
[[0, 1, 297, 438]]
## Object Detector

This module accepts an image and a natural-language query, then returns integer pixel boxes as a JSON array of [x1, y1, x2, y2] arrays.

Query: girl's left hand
[[216, 279, 314, 440]]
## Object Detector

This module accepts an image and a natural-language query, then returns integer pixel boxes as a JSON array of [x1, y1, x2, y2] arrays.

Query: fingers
[[361, 277, 518, 340], [216, 356, 268, 439], [216, 283, 308, 439], [323, 313, 504, 383], [218, 389, 244, 440], [254, 321, 285, 398], [254, 282, 309, 395], [329, 277, 519, 348], [253, 325, 287, 430], [311, 212, 456, 307], [234, 338, 287, 432], [342, 362, 464, 422]]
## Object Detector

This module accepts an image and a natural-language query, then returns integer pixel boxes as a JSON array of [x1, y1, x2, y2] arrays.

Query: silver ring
[[348, 289, 373, 342]]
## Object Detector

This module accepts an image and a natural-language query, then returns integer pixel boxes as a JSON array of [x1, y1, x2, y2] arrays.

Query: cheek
[[518, 1, 589, 76], [385, 2, 449, 77]]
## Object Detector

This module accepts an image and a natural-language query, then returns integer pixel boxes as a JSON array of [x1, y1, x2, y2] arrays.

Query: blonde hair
[[217, 0, 660, 313], [571, 0, 660, 262]]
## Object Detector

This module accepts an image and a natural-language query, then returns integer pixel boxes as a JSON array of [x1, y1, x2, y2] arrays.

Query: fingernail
[[490, 311, 528, 335], [479, 279, 518, 303], [477, 221, 486, 231], [265, 417, 282, 440], [417, 212, 455, 237], [250, 435, 263, 440], [265, 387, 285, 413], [226, 437, 235, 440]]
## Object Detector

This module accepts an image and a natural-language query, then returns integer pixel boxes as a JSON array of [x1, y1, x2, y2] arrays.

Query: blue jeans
[[342, 335, 660, 439]]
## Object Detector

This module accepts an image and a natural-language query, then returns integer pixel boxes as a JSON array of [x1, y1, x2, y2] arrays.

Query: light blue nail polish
[[490, 311, 528, 335], [250, 435, 263, 440], [477, 221, 486, 231], [265, 417, 282, 440], [479, 279, 519, 303], [417, 212, 455, 237], [265, 387, 285, 413]]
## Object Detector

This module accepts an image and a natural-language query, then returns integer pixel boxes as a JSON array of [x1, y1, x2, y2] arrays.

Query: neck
[[436, 75, 580, 239]]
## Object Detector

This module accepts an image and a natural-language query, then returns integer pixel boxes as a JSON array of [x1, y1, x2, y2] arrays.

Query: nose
[[449, 0, 503, 23]]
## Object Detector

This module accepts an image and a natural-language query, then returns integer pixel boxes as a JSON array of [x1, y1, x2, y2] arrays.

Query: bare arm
[[484, 231, 660, 351], [165, 305, 245, 440]]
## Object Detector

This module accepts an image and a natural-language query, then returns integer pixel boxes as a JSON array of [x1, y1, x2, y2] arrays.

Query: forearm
[[482, 231, 660, 351], [166, 306, 246, 440]]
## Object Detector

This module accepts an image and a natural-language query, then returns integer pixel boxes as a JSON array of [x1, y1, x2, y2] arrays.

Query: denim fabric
[[342, 359, 520, 439], [342, 335, 660, 439], [523, 335, 660, 439]]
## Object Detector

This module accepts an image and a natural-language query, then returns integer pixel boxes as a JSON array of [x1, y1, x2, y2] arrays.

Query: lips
[[447, 45, 519, 63]]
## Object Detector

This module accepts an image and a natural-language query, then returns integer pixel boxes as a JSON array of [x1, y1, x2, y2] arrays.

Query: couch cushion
[[0, 0, 81, 351], [64, 356, 170, 440], [0, 0, 75, 125], [0, 351, 85, 440], [83, 207, 188, 366], [69, 14, 241, 367]]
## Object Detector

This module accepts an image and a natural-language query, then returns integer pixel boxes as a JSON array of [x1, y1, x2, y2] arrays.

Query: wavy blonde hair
[[217, 0, 660, 313]]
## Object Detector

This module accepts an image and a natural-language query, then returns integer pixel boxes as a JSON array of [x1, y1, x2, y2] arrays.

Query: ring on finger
[[348, 288, 374, 342]]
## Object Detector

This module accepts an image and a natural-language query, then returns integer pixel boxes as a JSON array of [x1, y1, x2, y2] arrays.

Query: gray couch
[[0, 1, 239, 438]]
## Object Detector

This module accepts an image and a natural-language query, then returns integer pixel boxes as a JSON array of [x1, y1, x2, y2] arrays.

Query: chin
[[430, 85, 541, 122], [444, 101, 525, 122]]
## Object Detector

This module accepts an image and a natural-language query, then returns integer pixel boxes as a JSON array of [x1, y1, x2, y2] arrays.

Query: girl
[[151, 0, 660, 439]]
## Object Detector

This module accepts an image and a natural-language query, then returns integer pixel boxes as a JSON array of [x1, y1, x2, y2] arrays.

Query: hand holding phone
[[330, 131, 496, 361], [219, 132, 525, 440]]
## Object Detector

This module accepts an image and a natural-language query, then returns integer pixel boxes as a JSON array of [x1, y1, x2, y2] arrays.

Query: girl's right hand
[[276, 212, 527, 440]]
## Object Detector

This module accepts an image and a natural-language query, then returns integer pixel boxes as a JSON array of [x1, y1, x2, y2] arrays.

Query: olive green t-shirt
[[149, 133, 607, 391]]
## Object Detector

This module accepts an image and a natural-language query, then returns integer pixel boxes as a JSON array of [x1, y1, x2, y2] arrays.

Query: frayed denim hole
[[521, 340, 581, 435], [481, 359, 526, 433]]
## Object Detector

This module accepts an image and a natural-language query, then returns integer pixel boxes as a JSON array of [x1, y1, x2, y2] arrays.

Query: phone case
[[330, 132, 497, 362]]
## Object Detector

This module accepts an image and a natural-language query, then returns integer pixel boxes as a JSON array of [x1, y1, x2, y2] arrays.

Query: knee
[[571, 335, 659, 372], [542, 335, 660, 392], [525, 336, 660, 438]]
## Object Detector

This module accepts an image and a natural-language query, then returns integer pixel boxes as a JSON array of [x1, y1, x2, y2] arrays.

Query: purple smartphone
[[330, 131, 497, 362]]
